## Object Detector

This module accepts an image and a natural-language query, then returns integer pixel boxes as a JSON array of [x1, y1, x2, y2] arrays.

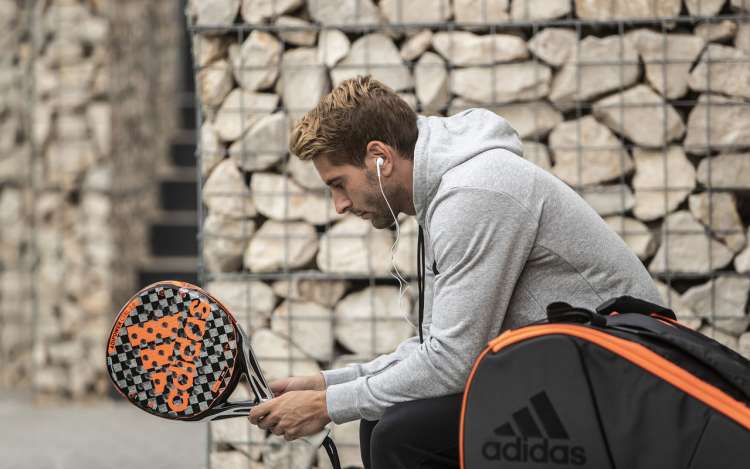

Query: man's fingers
[[248, 400, 273, 424]]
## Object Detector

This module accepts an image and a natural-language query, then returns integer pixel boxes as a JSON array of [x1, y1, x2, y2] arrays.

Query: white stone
[[308, 0, 381, 26], [695, 20, 738, 42], [193, 35, 230, 68], [317, 216, 394, 274], [626, 29, 705, 99], [450, 61, 551, 104], [735, 227, 750, 273], [206, 279, 276, 325], [684, 95, 750, 152], [682, 276, 750, 335], [276, 16, 317, 47], [203, 159, 256, 217], [685, 0, 726, 15], [604, 216, 657, 260], [511, 0, 570, 19], [700, 326, 739, 350], [550, 116, 633, 187], [45, 140, 97, 190], [197, 59, 233, 108], [654, 280, 702, 329], [281, 47, 330, 119], [318, 29, 350, 68], [332, 34, 413, 92], [550, 36, 640, 109], [528, 28, 577, 67], [631, 146, 695, 222], [45, 38, 85, 67], [432, 31, 527, 66], [213, 89, 279, 142], [191, 0, 240, 27], [251, 329, 321, 382], [272, 300, 334, 361], [689, 192, 746, 253], [398, 92, 417, 111], [689, 45, 750, 99], [393, 216, 419, 277], [415, 52, 449, 114], [230, 31, 282, 91], [740, 332, 750, 359], [272, 279, 348, 307], [203, 213, 255, 272], [574, 0, 681, 19], [287, 156, 327, 190], [210, 451, 264, 469], [86, 102, 111, 157], [454, 0, 509, 23], [200, 121, 225, 177], [251, 172, 343, 224], [400, 29, 433, 61], [733, 0, 750, 10], [522, 141, 552, 171], [696, 152, 750, 189], [240, 0, 303, 23], [380, 0, 452, 23], [55, 112, 87, 140], [335, 286, 415, 356], [649, 211, 735, 275], [476, 100, 562, 139], [594, 85, 685, 147], [244, 220, 318, 272], [737, 21, 750, 54], [229, 112, 290, 172]]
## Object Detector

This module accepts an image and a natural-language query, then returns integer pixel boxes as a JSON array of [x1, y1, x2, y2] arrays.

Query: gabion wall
[[0, 0, 180, 398], [186, 1, 750, 468]]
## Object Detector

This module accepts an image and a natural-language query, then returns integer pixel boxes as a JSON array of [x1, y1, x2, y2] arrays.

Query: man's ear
[[366, 141, 393, 176]]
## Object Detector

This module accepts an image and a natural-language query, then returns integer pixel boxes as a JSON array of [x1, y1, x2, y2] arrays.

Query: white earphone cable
[[376, 159, 412, 325]]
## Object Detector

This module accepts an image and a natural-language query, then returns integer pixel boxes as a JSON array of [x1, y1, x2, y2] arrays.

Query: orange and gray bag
[[460, 296, 750, 469]]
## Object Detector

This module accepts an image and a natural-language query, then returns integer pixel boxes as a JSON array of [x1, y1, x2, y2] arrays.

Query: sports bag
[[460, 296, 750, 469]]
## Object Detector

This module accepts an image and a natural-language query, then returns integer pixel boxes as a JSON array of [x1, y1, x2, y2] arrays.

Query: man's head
[[289, 76, 418, 229]]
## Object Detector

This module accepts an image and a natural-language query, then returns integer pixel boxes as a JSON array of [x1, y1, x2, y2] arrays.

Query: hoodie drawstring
[[417, 226, 425, 344]]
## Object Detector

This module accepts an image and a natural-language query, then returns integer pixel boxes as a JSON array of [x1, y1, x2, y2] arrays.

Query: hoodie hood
[[412, 108, 523, 226]]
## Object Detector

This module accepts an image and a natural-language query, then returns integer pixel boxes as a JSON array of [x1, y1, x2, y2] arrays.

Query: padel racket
[[106, 280, 340, 467]]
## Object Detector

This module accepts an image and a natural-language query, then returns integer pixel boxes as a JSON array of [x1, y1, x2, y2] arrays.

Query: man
[[248, 76, 662, 468]]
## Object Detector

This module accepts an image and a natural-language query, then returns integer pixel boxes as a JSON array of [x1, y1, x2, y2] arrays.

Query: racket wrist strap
[[322, 436, 341, 469]]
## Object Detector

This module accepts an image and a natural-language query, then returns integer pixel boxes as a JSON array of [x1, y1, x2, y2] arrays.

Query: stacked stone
[[186, 1, 750, 467], [0, 0, 34, 391], [0, 0, 179, 399]]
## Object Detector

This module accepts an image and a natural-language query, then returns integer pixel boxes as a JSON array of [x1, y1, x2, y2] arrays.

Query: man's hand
[[248, 390, 331, 441], [269, 373, 325, 396]]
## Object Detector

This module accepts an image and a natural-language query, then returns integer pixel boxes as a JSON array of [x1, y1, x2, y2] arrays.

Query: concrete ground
[[0, 393, 206, 469]]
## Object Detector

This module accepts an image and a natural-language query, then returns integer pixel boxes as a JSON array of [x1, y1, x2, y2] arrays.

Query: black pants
[[359, 393, 463, 469]]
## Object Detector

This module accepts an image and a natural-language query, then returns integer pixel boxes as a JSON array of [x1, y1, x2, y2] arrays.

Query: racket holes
[[151, 361, 157, 368], [171, 328, 177, 333], [147, 327, 153, 333], [158, 349, 165, 356], [130, 333, 137, 339], [156, 333, 162, 339], [161, 322, 167, 327]]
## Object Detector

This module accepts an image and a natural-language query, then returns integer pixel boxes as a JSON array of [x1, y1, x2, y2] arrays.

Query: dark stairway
[[138, 9, 199, 286]]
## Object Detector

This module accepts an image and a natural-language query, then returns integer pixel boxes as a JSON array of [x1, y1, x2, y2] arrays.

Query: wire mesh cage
[[185, 1, 750, 467]]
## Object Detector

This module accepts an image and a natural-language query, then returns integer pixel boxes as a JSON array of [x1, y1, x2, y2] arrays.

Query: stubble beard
[[364, 171, 401, 230]]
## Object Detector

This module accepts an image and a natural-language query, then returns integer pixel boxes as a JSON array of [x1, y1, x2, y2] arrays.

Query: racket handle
[[322, 436, 341, 469]]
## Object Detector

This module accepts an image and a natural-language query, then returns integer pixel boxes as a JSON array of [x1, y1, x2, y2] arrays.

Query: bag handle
[[595, 295, 676, 320]]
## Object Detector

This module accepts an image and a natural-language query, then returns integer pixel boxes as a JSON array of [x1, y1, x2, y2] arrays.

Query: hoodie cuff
[[321, 365, 361, 387], [325, 380, 362, 424]]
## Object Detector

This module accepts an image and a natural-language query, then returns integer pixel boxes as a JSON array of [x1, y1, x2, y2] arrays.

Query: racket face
[[106, 281, 240, 420]]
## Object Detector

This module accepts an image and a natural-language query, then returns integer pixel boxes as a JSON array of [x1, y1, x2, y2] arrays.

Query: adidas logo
[[482, 391, 587, 466]]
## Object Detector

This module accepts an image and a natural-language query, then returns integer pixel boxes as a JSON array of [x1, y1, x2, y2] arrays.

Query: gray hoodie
[[322, 108, 662, 424]]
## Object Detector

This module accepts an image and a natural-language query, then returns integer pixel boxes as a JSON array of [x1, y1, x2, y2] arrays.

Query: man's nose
[[333, 193, 351, 214]]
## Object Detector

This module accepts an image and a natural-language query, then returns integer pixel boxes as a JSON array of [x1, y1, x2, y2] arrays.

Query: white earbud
[[374, 155, 411, 326]]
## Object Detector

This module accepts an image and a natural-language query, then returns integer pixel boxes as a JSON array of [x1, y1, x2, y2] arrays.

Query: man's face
[[313, 154, 394, 229]]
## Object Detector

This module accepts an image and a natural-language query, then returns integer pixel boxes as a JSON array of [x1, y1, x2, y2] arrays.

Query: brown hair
[[289, 75, 418, 167]]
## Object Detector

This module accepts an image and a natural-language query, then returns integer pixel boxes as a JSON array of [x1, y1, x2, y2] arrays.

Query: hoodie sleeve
[[321, 336, 421, 386], [324, 187, 539, 423]]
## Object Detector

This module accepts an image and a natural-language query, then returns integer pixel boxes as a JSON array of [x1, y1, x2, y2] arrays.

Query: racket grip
[[301, 425, 340, 469]]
